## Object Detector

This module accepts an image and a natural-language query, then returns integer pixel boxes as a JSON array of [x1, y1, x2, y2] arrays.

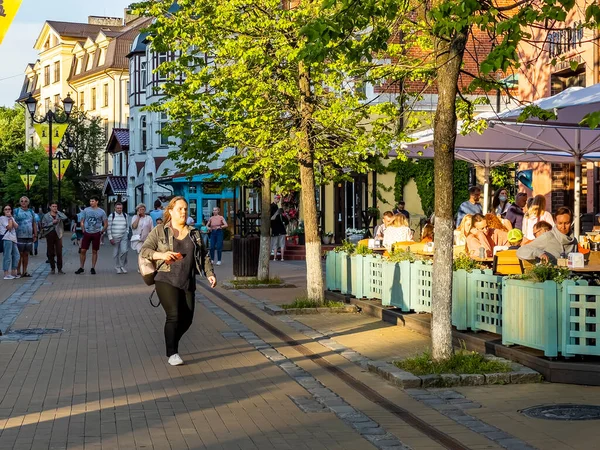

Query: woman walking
[[131, 203, 154, 267], [206, 207, 228, 265], [0, 205, 20, 280], [141, 197, 216, 366]]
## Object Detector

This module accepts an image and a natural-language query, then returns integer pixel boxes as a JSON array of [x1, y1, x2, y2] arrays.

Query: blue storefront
[[158, 173, 237, 228]]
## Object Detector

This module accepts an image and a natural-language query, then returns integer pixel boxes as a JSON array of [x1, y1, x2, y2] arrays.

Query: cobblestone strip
[[198, 294, 411, 450], [228, 292, 537, 450], [0, 263, 50, 339]]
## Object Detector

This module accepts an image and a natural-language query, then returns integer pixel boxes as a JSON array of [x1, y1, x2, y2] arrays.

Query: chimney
[[88, 16, 124, 27], [124, 8, 139, 24]]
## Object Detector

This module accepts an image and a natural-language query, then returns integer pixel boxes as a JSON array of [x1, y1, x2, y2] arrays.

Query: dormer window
[[86, 52, 95, 71], [98, 48, 106, 66], [76, 57, 83, 75]]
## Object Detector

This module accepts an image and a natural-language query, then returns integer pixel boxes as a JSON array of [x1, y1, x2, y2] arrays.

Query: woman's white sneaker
[[3, 275, 14, 280], [168, 354, 184, 366]]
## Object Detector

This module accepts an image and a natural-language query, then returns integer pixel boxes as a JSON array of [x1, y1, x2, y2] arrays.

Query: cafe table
[[570, 251, 600, 273]]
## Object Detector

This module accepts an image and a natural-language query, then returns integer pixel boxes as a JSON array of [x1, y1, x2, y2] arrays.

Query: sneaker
[[281, 258, 285, 261], [116, 267, 122, 274], [90, 268, 96, 275], [13, 274, 20, 279], [50, 269, 55, 275], [3, 275, 14, 280], [120, 267, 128, 274], [168, 354, 184, 366], [58, 271, 65, 275], [75, 268, 84, 275], [216, 261, 222, 266]]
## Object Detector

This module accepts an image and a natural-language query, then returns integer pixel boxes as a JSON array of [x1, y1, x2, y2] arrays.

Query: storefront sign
[[202, 182, 223, 194]]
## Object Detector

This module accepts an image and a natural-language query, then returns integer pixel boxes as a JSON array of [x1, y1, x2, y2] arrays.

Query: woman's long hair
[[491, 187, 508, 213], [163, 196, 188, 224], [526, 195, 546, 219]]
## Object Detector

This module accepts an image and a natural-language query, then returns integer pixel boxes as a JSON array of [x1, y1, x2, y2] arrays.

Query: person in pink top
[[206, 207, 228, 265], [522, 195, 555, 241]]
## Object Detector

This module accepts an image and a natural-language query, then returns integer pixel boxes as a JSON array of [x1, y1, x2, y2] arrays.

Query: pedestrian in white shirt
[[131, 203, 153, 253], [108, 202, 130, 274]]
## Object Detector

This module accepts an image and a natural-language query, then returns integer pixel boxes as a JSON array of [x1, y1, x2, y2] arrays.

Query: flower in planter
[[323, 231, 334, 237], [345, 228, 367, 236]]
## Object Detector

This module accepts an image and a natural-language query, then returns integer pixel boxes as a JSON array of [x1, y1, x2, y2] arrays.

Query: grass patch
[[394, 350, 512, 376], [281, 298, 345, 309], [230, 276, 283, 286]]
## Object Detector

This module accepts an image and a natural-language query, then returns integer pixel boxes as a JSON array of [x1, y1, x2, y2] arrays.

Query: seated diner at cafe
[[383, 214, 414, 251], [465, 214, 508, 259], [516, 207, 577, 264], [374, 211, 394, 240], [421, 223, 434, 244]]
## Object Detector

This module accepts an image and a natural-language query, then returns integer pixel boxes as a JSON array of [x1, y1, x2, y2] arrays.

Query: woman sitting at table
[[455, 214, 472, 247], [421, 223, 434, 244], [465, 214, 507, 258], [374, 211, 394, 240], [484, 212, 512, 233], [383, 214, 413, 251], [484, 213, 509, 246], [522, 194, 554, 240]]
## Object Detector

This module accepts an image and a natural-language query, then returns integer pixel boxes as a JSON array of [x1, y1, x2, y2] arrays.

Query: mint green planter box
[[502, 279, 560, 357], [382, 260, 412, 310], [351, 255, 368, 298], [560, 282, 598, 357], [364, 254, 383, 300], [410, 261, 433, 313], [325, 251, 340, 291], [340, 252, 353, 295], [451, 269, 470, 331], [468, 271, 504, 334]]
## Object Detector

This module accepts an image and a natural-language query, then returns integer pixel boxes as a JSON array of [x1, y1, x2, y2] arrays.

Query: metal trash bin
[[232, 236, 260, 277]]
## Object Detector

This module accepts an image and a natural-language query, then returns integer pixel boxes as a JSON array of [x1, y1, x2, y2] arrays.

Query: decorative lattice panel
[[411, 261, 433, 313], [470, 272, 503, 334], [366, 256, 383, 299], [563, 285, 600, 356]]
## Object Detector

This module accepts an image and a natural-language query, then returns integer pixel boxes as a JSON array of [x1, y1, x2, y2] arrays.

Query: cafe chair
[[492, 250, 524, 275]]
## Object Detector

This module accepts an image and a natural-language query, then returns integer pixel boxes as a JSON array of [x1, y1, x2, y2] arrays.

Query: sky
[[0, 0, 131, 107]]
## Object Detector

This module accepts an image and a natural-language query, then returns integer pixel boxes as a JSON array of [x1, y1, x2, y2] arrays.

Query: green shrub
[[510, 263, 573, 284], [386, 248, 419, 263], [335, 239, 356, 254], [453, 253, 484, 272], [355, 244, 374, 256], [281, 298, 345, 309]]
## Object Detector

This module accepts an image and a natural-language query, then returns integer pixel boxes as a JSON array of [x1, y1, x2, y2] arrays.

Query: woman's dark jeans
[[209, 229, 223, 262], [155, 281, 195, 357]]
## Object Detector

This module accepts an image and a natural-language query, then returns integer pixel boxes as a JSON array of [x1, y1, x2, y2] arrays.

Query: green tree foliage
[[0, 105, 25, 174], [1, 147, 76, 209], [133, 0, 403, 300], [389, 159, 470, 216]]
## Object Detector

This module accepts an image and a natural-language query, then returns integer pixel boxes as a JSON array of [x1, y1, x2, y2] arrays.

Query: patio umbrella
[[395, 125, 600, 219]]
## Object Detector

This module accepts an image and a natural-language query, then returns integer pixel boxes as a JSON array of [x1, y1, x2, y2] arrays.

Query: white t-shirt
[[0, 216, 18, 243], [383, 226, 414, 251]]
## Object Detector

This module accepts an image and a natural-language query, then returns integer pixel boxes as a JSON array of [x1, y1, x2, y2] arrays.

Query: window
[[140, 61, 147, 88], [44, 97, 51, 112], [125, 81, 130, 105], [159, 112, 169, 146], [44, 65, 50, 86], [54, 94, 60, 106], [157, 53, 168, 80], [141, 116, 147, 152], [103, 119, 109, 140], [76, 57, 83, 74], [91, 87, 96, 110], [53, 61, 60, 83], [79, 91, 85, 110], [86, 52, 95, 71], [103, 83, 109, 107], [98, 48, 106, 66]]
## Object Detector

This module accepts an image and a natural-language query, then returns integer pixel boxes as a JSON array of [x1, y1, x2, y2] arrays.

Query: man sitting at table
[[517, 207, 577, 264]]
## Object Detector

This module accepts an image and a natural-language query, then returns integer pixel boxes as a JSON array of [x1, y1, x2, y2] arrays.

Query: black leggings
[[155, 281, 195, 357]]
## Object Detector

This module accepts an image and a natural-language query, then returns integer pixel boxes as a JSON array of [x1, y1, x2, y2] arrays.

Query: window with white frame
[[91, 87, 96, 110], [140, 61, 147, 88], [141, 116, 147, 152], [159, 112, 169, 146], [86, 52, 95, 71], [157, 53, 168, 80]]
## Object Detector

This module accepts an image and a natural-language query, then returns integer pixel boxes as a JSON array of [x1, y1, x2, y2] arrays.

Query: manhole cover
[[521, 404, 600, 421], [7, 328, 64, 335]]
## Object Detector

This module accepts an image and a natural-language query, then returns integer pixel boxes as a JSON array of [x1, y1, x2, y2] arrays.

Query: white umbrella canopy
[[396, 122, 600, 232]]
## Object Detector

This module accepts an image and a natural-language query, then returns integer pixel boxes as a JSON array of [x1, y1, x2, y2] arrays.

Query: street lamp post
[[55, 144, 72, 209], [24, 93, 74, 206], [17, 162, 39, 192]]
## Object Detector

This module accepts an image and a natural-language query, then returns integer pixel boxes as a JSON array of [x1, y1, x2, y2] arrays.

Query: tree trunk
[[258, 175, 272, 281], [431, 33, 467, 362], [298, 61, 324, 302]]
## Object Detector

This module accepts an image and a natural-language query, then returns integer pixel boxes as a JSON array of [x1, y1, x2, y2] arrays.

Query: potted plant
[[222, 228, 233, 251], [322, 231, 334, 245], [366, 207, 380, 220]]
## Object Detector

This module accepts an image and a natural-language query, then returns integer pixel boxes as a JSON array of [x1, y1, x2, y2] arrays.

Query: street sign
[[0, 0, 23, 45], [33, 123, 69, 153], [52, 159, 71, 180], [20, 174, 36, 190]]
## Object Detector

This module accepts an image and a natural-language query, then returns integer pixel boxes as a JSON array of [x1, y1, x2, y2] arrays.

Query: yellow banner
[[52, 159, 70, 180], [0, 0, 23, 45], [20, 174, 36, 190], [33, 123, 68, 153]]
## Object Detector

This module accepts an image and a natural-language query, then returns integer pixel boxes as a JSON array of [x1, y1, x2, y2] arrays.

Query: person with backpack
[[13, 196, 37, 277], [107, 202, 130, 274], [140, 196, 216, 366]]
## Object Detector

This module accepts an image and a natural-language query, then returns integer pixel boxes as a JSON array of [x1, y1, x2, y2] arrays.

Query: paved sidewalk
[[0, 244, 379, 450]]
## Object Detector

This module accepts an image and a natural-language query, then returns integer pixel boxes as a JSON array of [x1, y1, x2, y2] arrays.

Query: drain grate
[[521, 404, 600, 421], [8, 328, 64, 336]]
